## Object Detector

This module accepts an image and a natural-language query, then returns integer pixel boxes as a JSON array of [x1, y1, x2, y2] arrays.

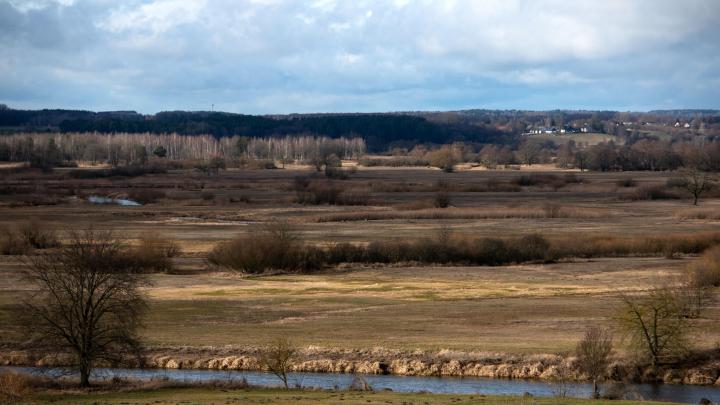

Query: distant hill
[[1, 107, 718, 151]]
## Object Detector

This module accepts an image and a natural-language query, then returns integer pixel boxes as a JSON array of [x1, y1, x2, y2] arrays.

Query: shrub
[[131, 236, 179, 273], [0, 372, 32, 401], [689, 246, 720, 288], [616, 178, 637, 188], [295, 180, 342, 205], [428, 147, 459, 172], [127, 189, 166, 204], [470, 238, 511, 265], [0, 229, 31, 255], [326, 243, 366, 264], [433, 192, 451, 208], [512, 173, 574, 190], [294, 177, 366, 205], [19, 221, 60, 249], [627, 185, 681, 201], [510, 234, 554, 262], [208, 223, 323, 274]]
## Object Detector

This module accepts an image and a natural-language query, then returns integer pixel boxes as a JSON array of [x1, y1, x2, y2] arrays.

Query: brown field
[[1, 164, 719, 355], [527, 133, 622, 146]]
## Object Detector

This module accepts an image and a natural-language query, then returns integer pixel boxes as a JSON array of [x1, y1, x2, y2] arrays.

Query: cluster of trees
[[384, 137, 720, 173], [557, 140, 720, 172], [0, 133, 365, 168]]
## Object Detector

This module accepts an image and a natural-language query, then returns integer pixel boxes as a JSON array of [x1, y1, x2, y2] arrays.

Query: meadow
[[1, 163, 718, 357]]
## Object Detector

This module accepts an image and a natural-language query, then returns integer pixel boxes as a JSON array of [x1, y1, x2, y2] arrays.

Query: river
[[3, 366, 719, 404]]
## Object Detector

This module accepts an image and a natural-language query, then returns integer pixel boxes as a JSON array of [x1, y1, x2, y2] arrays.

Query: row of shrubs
[[66, 164, 167, 179], [208, 225, 720, 274], [0, 224, 179, 273]]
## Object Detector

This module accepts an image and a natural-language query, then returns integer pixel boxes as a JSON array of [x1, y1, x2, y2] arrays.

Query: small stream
[[3, 366, 719, 404]]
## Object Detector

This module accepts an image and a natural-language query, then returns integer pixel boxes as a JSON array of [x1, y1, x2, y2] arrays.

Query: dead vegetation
[[0, 221, 59, 255], [688, 246, 720, 288], [0, 371, 32, 402]]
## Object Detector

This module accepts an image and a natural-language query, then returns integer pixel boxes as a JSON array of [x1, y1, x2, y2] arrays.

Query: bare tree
[[575, 327, 613, 398], [518, 140, 542, 166], [259, 337, 297, 389], [616, 286, 699, 368], [21, 230, 148, 387], [678, 167, 712, 205]]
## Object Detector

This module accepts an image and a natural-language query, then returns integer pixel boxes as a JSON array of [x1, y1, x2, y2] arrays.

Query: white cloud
[[98, 0, 206, 34], [7, 0, 75, 13]]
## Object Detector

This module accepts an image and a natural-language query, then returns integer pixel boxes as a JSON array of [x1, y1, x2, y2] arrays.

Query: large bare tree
[[21, 230, 148, 387]]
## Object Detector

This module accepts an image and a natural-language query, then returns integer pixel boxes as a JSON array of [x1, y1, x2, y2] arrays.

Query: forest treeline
[[0, 108, 507, 151]]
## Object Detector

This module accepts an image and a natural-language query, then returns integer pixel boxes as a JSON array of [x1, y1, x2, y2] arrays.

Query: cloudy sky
[[1, 0, 719, 114]]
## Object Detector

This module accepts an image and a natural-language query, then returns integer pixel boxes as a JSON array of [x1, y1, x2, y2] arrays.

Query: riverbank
[[16, 386, 683, 405], [2, 346, 719, 386]]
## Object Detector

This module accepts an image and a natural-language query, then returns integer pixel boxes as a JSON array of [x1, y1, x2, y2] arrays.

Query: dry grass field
[[1, 164, 719, 355]]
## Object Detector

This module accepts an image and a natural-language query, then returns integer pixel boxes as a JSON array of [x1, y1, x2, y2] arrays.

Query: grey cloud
[[0, 0, 719, 113]]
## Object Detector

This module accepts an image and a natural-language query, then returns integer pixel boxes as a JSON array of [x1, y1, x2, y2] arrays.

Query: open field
[[525, 133, 621, 146], [1, 165, 719, 356], [25, 387, 670, 405]]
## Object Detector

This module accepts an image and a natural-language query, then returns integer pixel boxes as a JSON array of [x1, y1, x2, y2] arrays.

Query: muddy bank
[[2, 346, 719, 386]]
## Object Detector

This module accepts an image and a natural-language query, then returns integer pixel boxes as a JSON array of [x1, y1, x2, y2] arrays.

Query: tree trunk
[[80, 363, 91, 387], [592, 379, 598, 399]]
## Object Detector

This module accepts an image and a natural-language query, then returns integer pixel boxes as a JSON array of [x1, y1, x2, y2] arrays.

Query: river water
[[4, 366, 719, 404]]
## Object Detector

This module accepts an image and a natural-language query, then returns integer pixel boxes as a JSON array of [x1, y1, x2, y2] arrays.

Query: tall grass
[[689, 246, 720, 288]]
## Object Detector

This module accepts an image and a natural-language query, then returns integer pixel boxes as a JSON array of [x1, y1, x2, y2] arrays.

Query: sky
[[1, 0, 719, 114]]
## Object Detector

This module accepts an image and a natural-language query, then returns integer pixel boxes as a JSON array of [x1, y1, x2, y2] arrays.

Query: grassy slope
[[29, 388, 675, 405]]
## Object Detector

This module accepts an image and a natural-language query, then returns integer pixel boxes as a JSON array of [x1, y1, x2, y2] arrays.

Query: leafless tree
[[259, 337, 297, 389], [678, 167, 712, 205], [518, 140, 542, 166], [575, 327, 613, 398], [20, 230, 149, 387], [616, 285, 701, 368]]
